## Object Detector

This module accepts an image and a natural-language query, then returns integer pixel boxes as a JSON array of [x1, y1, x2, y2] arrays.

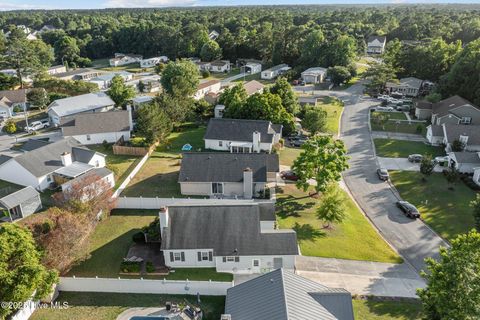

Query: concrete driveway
[[378, 157, 444, 172], [340, 81, 448, 272]]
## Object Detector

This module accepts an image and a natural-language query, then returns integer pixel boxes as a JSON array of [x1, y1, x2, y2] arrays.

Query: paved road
[[340, 81, 448, 272]]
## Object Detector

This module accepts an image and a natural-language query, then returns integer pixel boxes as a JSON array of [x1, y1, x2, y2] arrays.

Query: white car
[[25, 120, 50, 133], [377, 95, 389, 101], [374, 106, 395, 112], [434, 156, 449, 163]]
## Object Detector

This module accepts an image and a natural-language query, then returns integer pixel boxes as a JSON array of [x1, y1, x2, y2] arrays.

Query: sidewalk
[[371, 131, 426, 142], [378, 157, 444, 172]]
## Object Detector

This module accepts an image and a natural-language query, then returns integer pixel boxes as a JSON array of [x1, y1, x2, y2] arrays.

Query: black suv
[[396, 201, 420, 219]]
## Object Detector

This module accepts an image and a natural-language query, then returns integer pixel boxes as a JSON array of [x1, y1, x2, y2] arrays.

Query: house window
[[253, 259, 260, 267], [461, 117, 472, 124], [46, 175, 52, 182], [174, 252, 182, 261], [95, 160, 100, 167], [224, 256, 239, 262], [86, 134, 91, 141], [212, 182, 223, 194], [219, 141, 223, 147], [201, 252, 209, 261]]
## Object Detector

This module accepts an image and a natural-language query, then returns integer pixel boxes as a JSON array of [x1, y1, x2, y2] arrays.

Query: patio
[[125, 243, 168, 275]]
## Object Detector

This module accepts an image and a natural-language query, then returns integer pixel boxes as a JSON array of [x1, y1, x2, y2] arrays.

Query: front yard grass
[[164, 268, 233, 282], [279, 147, 302, 166], [276, 184, 402, 263], [390, 171, 476, 240], [370, 112, 427, 135], [317, 96, 344, 135], [353, 299, 423, 320], [374, 139, 444, 158], [30, 292, 225, 320], [67, 209, 158, 278]]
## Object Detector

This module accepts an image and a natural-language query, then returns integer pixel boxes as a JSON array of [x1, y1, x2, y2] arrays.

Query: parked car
[[408, 154, 423, 163], [396, 105, 410, 112], [25, 119, 50, 133], [292, 79, 299, 85], [374, 106, 395, 112], [377, 95, 389, 101], [280, 170, 299, 181], [377, 168, 389, 181], [434, 156, 449, 164], [396, 201, 421, 219], [291, 139, 307, 147]]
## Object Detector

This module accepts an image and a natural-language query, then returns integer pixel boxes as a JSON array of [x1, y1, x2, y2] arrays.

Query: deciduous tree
[[27, 88, 49, 110], [302, 106, 327, 134], [136, 102, 172, 144], [316, 184, 347, 228], [269, 77, 300, 115], [200, 39, 222, 62], [160, 60, 199, 97], [107, 75, 136, 107]]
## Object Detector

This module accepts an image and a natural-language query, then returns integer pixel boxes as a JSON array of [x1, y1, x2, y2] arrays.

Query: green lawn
[[353, 299, 423, 320], [317, 96, 344, 135], [30, 292, 225, 320], [67, 209, 158, 278], [165, 268, 233, 282], [206, 68, 241, 80], [279, 147, 302, 166], [89, 144, 142, 189], [156, 126, 207, 156], [370, 112, 427, 135], [390, 171, 476, 240], [372, 111, 407, 121], [374, 139, 444, 158], [276, 184, 402, 263]]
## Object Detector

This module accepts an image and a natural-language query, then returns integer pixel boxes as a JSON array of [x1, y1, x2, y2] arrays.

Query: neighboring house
[[426, 124, 445, 146], [214, 105, 225, 118], [140, 56, 168, 68], [140, 79, 161, 93], [194, 79, 221, 100], [0, 137, 111, 191], [301, 67, 327, 84], [159, 203, 298, 274], [224, 268, 354, 320], [60, 109, 132, 145], [261, 64, 291, 80], [243, 80, 265, 96], [47, 92, 115, 126], [132, 95, 154, 109], [37, 25, 57, 34], [0, 185, 42, 222], [417, 95, 480, 126], [0, 89, 29, 118], [204, 118, 282, 153], [242, 62, 262, 74], [209, 30, 220, 40], [51, 68, 102, 81], [88, 71, 134, 90], [367, 35, 387, 54], [47, 65, 67, 76], [178, 152, 279, 199], [447, 152, 480, 174], [442, 123, 480, 152], [209, 60, 231, 73], [109, 53, 143, 67], [196, 61, 211, 72], [385, 77, 423, 97]]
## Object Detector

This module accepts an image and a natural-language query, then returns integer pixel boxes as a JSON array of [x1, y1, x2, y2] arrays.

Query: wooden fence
[[112, 136, 157, 156]]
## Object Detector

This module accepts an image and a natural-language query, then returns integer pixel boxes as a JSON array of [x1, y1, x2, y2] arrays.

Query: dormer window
[[461, 117, 472, 124], [459, 135, 469, 145]]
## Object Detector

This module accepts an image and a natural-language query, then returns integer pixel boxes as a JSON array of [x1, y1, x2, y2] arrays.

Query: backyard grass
[[89, 144, 142, 188], [370, 112, 427, 135], [206, 68, 241, 80], [30, 292, 225, 320], [353, 299, 423, 320], [67, 209, 158, 278], [374, 139, 444, 158], [156, 126, 207, 156], [276, 184, 402, 263], [317, 96, 344, 135], [390, 171, 476, 240], [165, 268, 233, 282], [279, 147, 302, 166]]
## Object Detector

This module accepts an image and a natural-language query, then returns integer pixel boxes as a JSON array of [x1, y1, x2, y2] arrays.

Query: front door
[[273, 257, 283, 269]]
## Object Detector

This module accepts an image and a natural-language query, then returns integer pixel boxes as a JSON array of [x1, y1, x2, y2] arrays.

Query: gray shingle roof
[[433, 95, 478, 118], [243, 80, 264, 96], [8, 137, 98, 177], [48, 92, 115, 118], [61, 110, 130, 136], [0, 186, 39, 209], [204, 118, 280, 143], [225, 268, 354, 320], [20, 139, 51, 152], [416, 101, 433, 110], [450, 152, 480, 164], [161, 204, 298, 256], [0, 89, 29, 104], [178, 152, 279, 183], [443, 124, 480, 146], [430, 125, 444, 137]]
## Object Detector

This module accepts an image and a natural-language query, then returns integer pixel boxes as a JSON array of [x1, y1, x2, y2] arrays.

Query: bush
[[416, 124, 423, 134], [3, 119, 17, 134], [102, 140, 110, 151], [132, 231, 146, 243], [201, 70, 210, 78], [146, 261, 155, 273], [120, 261, 141, 273]]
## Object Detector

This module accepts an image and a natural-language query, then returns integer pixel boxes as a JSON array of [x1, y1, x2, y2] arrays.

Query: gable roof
[[197, 79, 220, 90], [367, 35, 386, 45], [264, 64, 289, 72], [51, 68, 99, 79], [243, 80, 265, 96], [450, 152, 480, 164], [416, 100, 433, 110], [48, 92, 115, 118], [443, 124, 480, 146], [0, 186, 39, 209], [7, 137, 99, 177], [433, 95, 478, 118], [225, 268, 354, 320], [161, 204, 298, 256], [178, 152, 279, 183], [301, 67, 327, 76], [20, 139, 51, 152], [0, 89, 29, 104], [61, 110, 130, 136], [204, 118, 280, 143], [429, 125, 444, 137]]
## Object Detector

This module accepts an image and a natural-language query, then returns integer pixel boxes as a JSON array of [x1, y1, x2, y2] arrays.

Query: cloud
[[104, 0, 196, 8], [0, 2, 48, 10]]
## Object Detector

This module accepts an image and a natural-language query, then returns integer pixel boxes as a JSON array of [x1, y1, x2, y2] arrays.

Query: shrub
[[102, 140, 110, 151], [146, 261, 155, 273], [132, 231, 146, 243], [3, 119, 16, 134], [120, 260, 141, 273], [201, 70, 210, 78], [416, 124, 423, 134]]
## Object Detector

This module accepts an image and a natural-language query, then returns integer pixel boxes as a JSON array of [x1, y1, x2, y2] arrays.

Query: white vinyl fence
[[58, 277, 232, 296], [112, 151, 150, 198], [115, 197, 271, 209]]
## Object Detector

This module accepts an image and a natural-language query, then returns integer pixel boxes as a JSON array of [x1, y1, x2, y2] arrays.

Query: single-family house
[[224, 268, 354, 320], [178, 152, 279, 198], [301, 67, 327, 84], [385, 77, 423, 97], [159, 203, 298, 274], [60, 109, 132, 145], [0, 185, 42, 222], [132, 95, 154, 109], [194, 79, 221, 100], [209, 30, 220, 40], [51, 68, 102, 81], [367, 35, 387, 54], [441, 123, 480, 152], [210, 60, 231, 73], [447, 152, 480, 174], [0, 137, 112, 191], [204, 118, 282, 153], [47, 65, 67, 76], [196, 61, 211, 72], [242, 62, 262, 74], [426, 124, 445, 146], [261, 64, 291, 80], [418, 95, 480, 126], [140, 56, 168, 68], [243, 80, 265, 96], [47, 92, 115, 126], [37, 25, 57, 34], [0, 89, 29, 118], [109, 53, 143, 67], [88, 71, 134, 90], [414, 100, 434, 120]]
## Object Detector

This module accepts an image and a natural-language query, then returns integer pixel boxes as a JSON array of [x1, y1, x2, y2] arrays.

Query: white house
[[47, 92, 115, 126], [0, 186, 42, 222], [385, 77, 423, 97], [0, 89, 29, 118], [209, 60, 231, 73], [242, 62, 262, 74], [417, 95, 480, 126], [261, 64, 291, 80], [209, 30, 220, 40], [140, 56, 169, 68], [0, 137, 111, 191], [426, 124, 445, 146], [159, 203, 298, 274], [88, 71, 134, 90], [204, 118, 282, 153], [447, 152, 480, 174], [46, 65, 67, 75], [51, 68, 102, 81], [243, 80, 265, 96], [301, 67, 327, 84], [178, 152, 279, 199], [441, 123, 480, 152], [60, 109, 132, 145], [194, 79, 221, 100], [367, 35, 387, 54], [109, 53, 143, 67]]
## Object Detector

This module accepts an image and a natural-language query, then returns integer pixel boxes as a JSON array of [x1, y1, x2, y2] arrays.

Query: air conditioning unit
[[221, 315, 232, 320]]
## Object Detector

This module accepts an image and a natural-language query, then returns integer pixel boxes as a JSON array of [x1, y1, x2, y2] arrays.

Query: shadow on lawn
[[361, 299, 423, 319], [276, 196, 316, 218], [293, 222, 326, 241], [122, 171, 181, 198]]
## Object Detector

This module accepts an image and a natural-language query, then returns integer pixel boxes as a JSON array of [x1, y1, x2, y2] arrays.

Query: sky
[[0, 0, 479, 10]]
